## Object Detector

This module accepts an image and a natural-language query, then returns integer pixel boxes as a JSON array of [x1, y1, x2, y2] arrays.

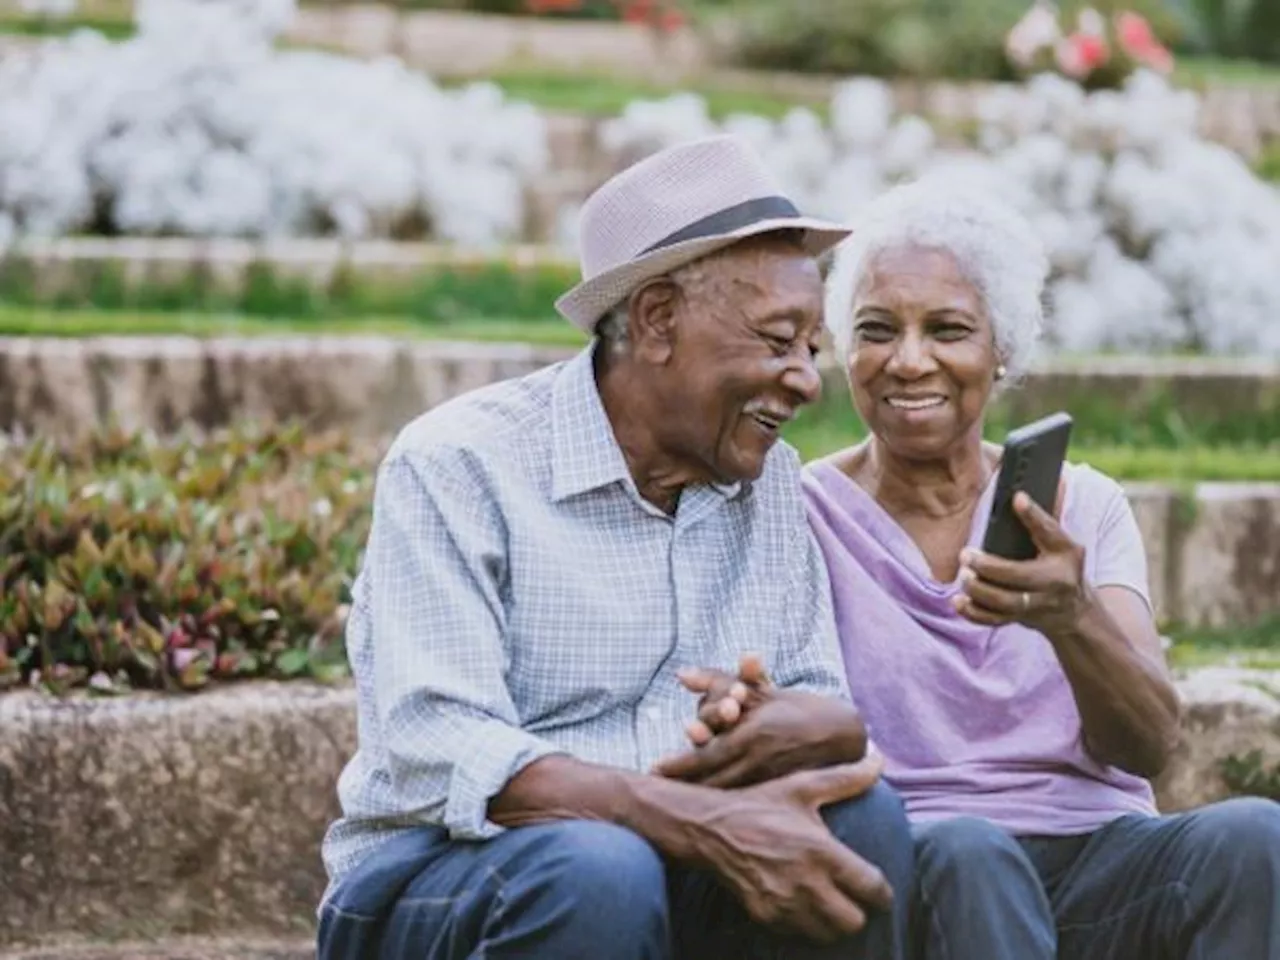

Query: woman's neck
[[851, 433, 998, 521]]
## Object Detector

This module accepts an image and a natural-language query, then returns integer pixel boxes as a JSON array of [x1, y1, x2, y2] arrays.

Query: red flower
[[1115, 11, 1174, 73], [657, 8, 685, 30]]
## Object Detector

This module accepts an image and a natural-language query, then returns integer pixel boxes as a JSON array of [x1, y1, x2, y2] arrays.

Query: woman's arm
[[955, 491, 1181, 779], [1041, 583, 1181, 777]]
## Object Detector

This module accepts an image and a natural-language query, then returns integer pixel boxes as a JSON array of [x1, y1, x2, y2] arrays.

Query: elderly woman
[[796, 179, 1280, 959]]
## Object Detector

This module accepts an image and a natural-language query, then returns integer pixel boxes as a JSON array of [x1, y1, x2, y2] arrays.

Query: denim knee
[[1189, 797, 1280, 880], [822, 781, 915, 892], [505, 820, 670, 936], [914, 816, 1036, 886]]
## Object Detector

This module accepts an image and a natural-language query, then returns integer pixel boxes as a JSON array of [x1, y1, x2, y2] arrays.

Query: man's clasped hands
[[645, 655, 894, 942]]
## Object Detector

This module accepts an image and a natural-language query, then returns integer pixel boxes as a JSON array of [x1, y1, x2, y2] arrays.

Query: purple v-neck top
[[801, 459, 1158, 836]]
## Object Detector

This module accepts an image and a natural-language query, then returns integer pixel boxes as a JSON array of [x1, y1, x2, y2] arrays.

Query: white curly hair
[[824, 177, 1050, 383]]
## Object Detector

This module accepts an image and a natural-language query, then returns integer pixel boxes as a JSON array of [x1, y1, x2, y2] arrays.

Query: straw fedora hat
[[555, 135, 854, 333]]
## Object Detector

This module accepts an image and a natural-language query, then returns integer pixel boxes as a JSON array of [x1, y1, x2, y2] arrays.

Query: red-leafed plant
[[523, 0, 686, 32]]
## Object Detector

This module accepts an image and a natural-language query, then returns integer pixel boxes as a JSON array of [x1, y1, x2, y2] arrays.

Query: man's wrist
[[491, 754, 729, 867], [613, 769, 737, 866]]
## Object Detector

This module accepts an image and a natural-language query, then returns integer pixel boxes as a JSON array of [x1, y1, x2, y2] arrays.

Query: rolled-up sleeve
[[367, 451, 564, 840]]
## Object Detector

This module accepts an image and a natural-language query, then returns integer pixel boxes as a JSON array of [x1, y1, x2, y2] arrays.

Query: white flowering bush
[[0, 0, 549, 244], [592, 71, 1280, 357], [14, 0, 79, 16]]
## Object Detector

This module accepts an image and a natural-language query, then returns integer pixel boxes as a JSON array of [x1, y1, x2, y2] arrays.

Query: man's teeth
[[888, 396, 944, 410], [750, 411, 788, 429]]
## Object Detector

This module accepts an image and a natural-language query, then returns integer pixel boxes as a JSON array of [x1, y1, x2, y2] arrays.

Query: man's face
[[658, 238, 825, 485]]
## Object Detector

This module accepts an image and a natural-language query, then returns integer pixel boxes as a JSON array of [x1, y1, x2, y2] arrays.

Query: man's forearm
[[488, 755, 727, 864]]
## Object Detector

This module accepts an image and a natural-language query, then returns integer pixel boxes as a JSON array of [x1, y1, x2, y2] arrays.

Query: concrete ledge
[[0, 335, 1276, 629], [0, 683, 352, 949], [1155, 668, 1280, 812], [0, 336, 577, 438], [0, 671, 1274, 950], [0, 939, 313, 960], [1, 332, 1276, 440]]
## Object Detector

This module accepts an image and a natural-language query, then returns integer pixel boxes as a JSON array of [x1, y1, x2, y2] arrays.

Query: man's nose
[[782, 353, 823, 406]]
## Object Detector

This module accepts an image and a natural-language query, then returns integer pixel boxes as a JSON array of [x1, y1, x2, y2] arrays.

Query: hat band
[[639, 195, 802, 254]]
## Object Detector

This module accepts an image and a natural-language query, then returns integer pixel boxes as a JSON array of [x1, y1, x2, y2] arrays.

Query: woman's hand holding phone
[[954, 490, 1092, 636]]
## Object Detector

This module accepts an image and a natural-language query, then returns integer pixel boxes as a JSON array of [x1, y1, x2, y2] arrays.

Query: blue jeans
[[911, 798, 1280, 960], [318, 782, 914, 959]]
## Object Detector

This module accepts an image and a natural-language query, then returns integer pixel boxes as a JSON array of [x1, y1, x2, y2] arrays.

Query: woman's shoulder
[[1063, 460, 1127, 504], [1061, 460, 1132, 538], [801, 446, 860, 487]]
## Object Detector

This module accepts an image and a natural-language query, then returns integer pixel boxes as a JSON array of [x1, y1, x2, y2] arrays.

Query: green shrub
[[1222, 750, 1280, 800], [0, 424, 380, 695], [728, 0, 1025, 81], [726, 0, 1185, 81], [1185, 0, 1280, 63]]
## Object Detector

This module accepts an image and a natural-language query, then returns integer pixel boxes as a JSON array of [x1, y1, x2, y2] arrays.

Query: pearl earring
[[995, 364, 1007, 381]]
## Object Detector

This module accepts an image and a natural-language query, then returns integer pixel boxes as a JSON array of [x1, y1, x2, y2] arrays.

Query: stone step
[[1, 335, 1278, 630], [0, 939, 313, 960], [1, 669, 1276, 949]]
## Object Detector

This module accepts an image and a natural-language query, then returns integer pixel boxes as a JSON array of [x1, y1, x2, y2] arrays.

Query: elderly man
[[317, 135, 914, 960]]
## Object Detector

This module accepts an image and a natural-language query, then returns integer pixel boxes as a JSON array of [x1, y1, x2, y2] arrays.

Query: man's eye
[[764, 334, 793, 353]]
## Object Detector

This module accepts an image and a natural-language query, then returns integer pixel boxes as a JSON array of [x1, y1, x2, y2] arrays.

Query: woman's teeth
[[887, 396, 945, 410]]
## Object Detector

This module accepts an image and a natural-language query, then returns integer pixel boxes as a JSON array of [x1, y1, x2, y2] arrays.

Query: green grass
[[0, 12, 134, 39], [1166, 616, 1280, 669], [1174, 55, 1280, 89], [466, 59, 1280, 119], [0, 255, 582, 323], [784, 418, 1280, 482], [0, 305, 586, 346], [457, 68, 827, 119], [1257, 143, 1280, 182], [783, 384, 1280, 472]]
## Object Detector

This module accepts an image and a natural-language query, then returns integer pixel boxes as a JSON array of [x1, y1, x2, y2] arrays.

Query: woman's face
[[845, 244, 1000, 461]]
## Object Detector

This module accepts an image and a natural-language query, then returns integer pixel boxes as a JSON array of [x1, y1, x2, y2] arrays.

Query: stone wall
[[0, 669, 1275, 951], [1, 334, 1277, 630]]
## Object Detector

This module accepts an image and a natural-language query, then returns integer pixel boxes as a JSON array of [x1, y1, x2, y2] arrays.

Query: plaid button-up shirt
[[321, 343, 850, 895]]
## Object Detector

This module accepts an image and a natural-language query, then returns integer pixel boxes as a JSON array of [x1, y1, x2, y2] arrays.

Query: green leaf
[[274, 649, 310, 677]]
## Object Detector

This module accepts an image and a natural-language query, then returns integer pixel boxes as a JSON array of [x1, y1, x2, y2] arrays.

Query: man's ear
[[628, 279, 680, 364]]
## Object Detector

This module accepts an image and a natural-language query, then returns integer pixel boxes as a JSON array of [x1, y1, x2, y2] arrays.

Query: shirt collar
[[550, 344, 633, 502], [549, 343, 744, 505]]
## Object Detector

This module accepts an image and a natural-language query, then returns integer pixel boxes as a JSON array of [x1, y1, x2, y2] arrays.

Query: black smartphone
[[981, 411, 1073, 561]]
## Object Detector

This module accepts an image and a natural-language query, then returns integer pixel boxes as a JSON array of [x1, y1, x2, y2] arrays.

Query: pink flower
[[1056, 32, 1109, 78], [1006, 1, 1062, 67], [1115, 11, 1175, 73]]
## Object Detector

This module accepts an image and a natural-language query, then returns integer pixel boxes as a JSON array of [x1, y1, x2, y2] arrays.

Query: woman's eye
[[855, 323, 894, 342], [934, 324, 972, 341]]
